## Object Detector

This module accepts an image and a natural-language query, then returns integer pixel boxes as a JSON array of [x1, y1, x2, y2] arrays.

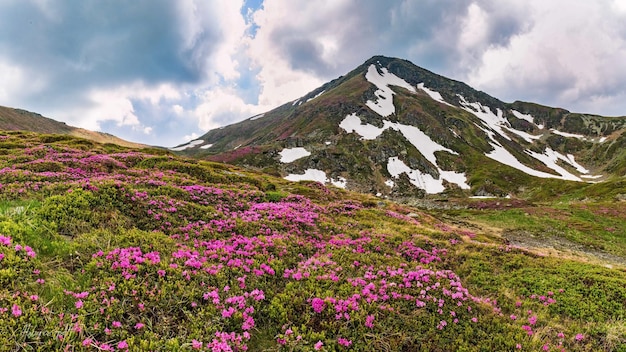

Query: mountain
[[175, 56, 626, 199], [0, 105, 148, 149]]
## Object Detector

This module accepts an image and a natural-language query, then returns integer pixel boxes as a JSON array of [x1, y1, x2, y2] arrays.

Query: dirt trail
[[439, 214, 626, 269], [503, 229, 626, 268]]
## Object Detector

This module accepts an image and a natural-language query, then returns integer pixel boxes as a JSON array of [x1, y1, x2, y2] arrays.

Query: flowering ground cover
[[0, 131, 625, 351]]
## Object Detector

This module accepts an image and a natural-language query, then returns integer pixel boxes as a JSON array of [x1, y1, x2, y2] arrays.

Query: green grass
[[1, 130, 625, 351], [446, 199, 626, 259]]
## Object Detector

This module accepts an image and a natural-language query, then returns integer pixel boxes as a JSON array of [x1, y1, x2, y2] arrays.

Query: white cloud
[[0, 60, 24, 103], [613, 0, 626, 13], [1, 0, 626, 147], [247, 0, 356, 107], [172, 104, 185, 116], [193, 88, 266, 131], [53, 82, 181, 134], [458, 3, 489, 52], [175, 0, 248, 82], [183, 132, 200, 141], [467, 0, 626, 114], [0, 58, 48, 105]]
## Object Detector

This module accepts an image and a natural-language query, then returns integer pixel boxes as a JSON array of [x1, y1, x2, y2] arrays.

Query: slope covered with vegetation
[[178, 56, 625, 199], [0, 131, 624, 351], [0, 106, 147, 149]]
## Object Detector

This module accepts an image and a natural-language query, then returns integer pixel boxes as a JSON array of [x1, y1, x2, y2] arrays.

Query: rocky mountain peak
[[174, 56, 625, 198]]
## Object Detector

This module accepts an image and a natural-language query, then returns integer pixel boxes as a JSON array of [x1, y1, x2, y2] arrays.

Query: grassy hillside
[[0, 105, 148, 149], [0, 130, 624, 351]]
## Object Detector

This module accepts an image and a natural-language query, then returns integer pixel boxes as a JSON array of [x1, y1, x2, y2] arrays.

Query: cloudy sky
[[1, 0, 625, 147]]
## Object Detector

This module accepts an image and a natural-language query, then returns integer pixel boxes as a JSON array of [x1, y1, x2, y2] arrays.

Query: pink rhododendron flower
[[117, 340, 128, 349], [0, 235, 11, 246], [192, 340, 203, 349], [521, 325, 533, 336], [135, 322, 144, 329], [337, 337, 352, 347], [311, 297, 325, 313], [365, 314, 375, 328], [221, 307, 235, 318], [575, 333, 584, 341], [11, 304, 21, 317], [314, 341, 324, 350]]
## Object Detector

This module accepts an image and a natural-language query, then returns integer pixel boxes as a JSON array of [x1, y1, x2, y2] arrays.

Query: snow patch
[[581, 174, 603, 179], [339, 113, 388, 140], [565, 153, 589, 174], [599, 137, 607, 143], [484, 141, 601, 182], [331, 176, 347, 189], [200, 144, 213, 149], [284, 169, 347, 189], [393, 123, 457, 166], [385, 179, 395, 188], [250, 113, 264, 121], [525, 148, 583, 181], [325, 141, 331, 145], [306, 90, 325, 103], [484, 143, 561, 179], [339, 113, 469, 193], [279, 147, 311, 163], [364, 64, 415, 117], [387, 157, 469, 194], [284, 169, 328, 184], [457, 97, 598, 181], [511, 110, 543, 129], [507, 127, 543, 143], [170, 145, 190, 152], [551, 129, 586, 140], [170, 139, 204, 151], [417, 83, 452, 106], [339, 113, 457, 167], [460, 98, 542, 143]]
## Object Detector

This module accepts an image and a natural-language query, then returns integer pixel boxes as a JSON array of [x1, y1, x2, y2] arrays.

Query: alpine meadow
[[0, 56, 625, 351]]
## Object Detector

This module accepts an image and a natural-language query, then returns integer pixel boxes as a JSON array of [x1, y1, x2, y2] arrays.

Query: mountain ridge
[[175, 56, 625, 199], [0, 105, 149, 149]]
